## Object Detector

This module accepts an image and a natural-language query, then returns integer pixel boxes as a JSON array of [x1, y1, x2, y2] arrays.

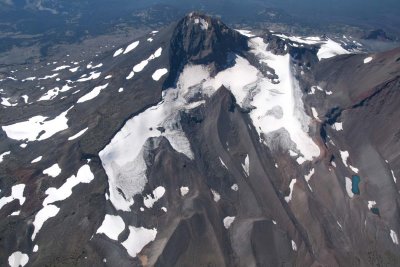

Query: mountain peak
[[163, 12, 249, 88]]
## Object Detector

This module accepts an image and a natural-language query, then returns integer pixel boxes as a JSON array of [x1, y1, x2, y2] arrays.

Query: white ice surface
[[247, 38, 320, 161]]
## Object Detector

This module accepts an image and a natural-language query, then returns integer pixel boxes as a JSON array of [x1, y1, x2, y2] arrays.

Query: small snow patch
[[8, 251, 29, 267], [43, 164, 62, 178], [223, 216, 235, 229], [291, 240, 297, 251], [363, 57, 373, 64], [31, 156, 42, 163], [123, 41, 139, 54], [180, 187, 189, 197], [68, 127, 88, 140], [345, 177, 354, 198], [96, 214, 125, 241], [32, 204, 60, 240], [143, 186, 165, 208], [152, 68, 168, 81], [121, 226, 157, 257], [242, 154, 249, 177], [211, 189, 220, 202], [0, 151, 11, 163], [77, 83, 108, 103], [285, 179, 297, 203], [390, 230, 399, 245]]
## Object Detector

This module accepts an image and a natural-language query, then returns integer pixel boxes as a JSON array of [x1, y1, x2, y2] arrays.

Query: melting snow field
[[2, 106, 72, 142]]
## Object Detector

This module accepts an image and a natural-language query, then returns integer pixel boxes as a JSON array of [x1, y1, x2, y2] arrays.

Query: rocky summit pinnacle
[[164, 12, 248, 88]]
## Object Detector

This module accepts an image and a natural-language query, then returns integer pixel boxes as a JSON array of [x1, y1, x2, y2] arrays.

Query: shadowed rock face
[[0, 12, 400, 267]]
